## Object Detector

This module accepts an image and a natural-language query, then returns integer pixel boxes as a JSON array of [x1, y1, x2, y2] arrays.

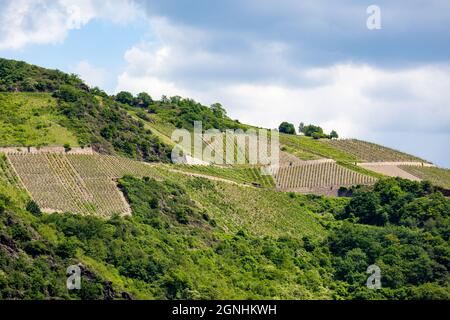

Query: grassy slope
[[399, 166, 450, 189], [280, 134, 358, 162], [0, 92, 79, 147]]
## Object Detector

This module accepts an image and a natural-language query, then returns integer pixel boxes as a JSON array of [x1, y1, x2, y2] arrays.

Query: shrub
[[115, 91, 135, 105], [54, 85, 80, 102], [26, 200, 42, 216], [279, 122, 296, 134]]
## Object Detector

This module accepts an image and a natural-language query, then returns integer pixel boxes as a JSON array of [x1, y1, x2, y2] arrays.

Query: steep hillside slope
[[0, 92, 78, 147], [0, 58, 171, 162], [0, 58, 449, 300]]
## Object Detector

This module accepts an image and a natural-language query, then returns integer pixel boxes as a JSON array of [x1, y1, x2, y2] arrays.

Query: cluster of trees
[[115, 91, 153, 108], [278, 121, 338, 139], [0, 174, 448, 300], [330, 178, 450, 299], [337, 178, 449, 229], [113, 91, 244, 132], [151, 96, 246, 132]]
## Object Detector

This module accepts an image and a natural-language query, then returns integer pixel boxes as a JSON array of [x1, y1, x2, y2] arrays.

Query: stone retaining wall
[[0, 146, 94, 155]]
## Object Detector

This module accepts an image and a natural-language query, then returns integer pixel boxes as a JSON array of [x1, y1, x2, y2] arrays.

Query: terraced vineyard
[[274, 161, 377, 194], [6, 153, 161, 216], [324, 139, 426, 162], [170, 164, 275, 187]]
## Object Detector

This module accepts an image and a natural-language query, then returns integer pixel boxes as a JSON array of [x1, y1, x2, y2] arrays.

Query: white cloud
[[73, 60, 107, 88], [116, 20, 450, 165], [0, 0, 140, 50]]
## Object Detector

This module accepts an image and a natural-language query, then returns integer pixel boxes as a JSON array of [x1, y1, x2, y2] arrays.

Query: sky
[[0, 0, 449, 167]]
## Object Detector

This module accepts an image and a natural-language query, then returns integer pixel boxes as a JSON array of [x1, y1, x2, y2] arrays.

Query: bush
[[303, 124, 323, 137], [330, 130, 339, 139], [26, 200, 42, 216], [279, 122, 296, 134], [115, 91, 135, 105], [54, 85, 80, 102]]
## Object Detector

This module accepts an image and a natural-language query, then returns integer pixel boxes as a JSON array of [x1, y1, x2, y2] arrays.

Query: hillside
[[399, 166, 450, 189], [0, 58, 449, 300]]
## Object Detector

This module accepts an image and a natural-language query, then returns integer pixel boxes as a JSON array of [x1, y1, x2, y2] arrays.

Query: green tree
[[298, 122, 305, 134], [136, 92, 152, 108], [26, 200, 41, 216], [330, 130, 339, 139], [303, 124, 324, 137], [210, 103, 227, 118], [278, 122, 296, 135]]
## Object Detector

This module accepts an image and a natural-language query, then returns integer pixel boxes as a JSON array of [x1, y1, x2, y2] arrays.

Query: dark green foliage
[[148, 97, 246, 131], [54, 85, 81, 102], [115, 91, 135, 105], [329, 222, 449, 299], [303, 124, 324, 137], [338, 178, 450, 235], [302, 124, 338, 139], [136, 92, 153, 108], [330, 130, 339, 139], [210, 103, 227, 118], [329, 177, 450, 299], [136, 110, 152, 122], [278, 122, 296, 134]]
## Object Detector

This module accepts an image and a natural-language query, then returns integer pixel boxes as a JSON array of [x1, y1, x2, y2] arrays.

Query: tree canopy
[[279, 122, 296, 135]]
